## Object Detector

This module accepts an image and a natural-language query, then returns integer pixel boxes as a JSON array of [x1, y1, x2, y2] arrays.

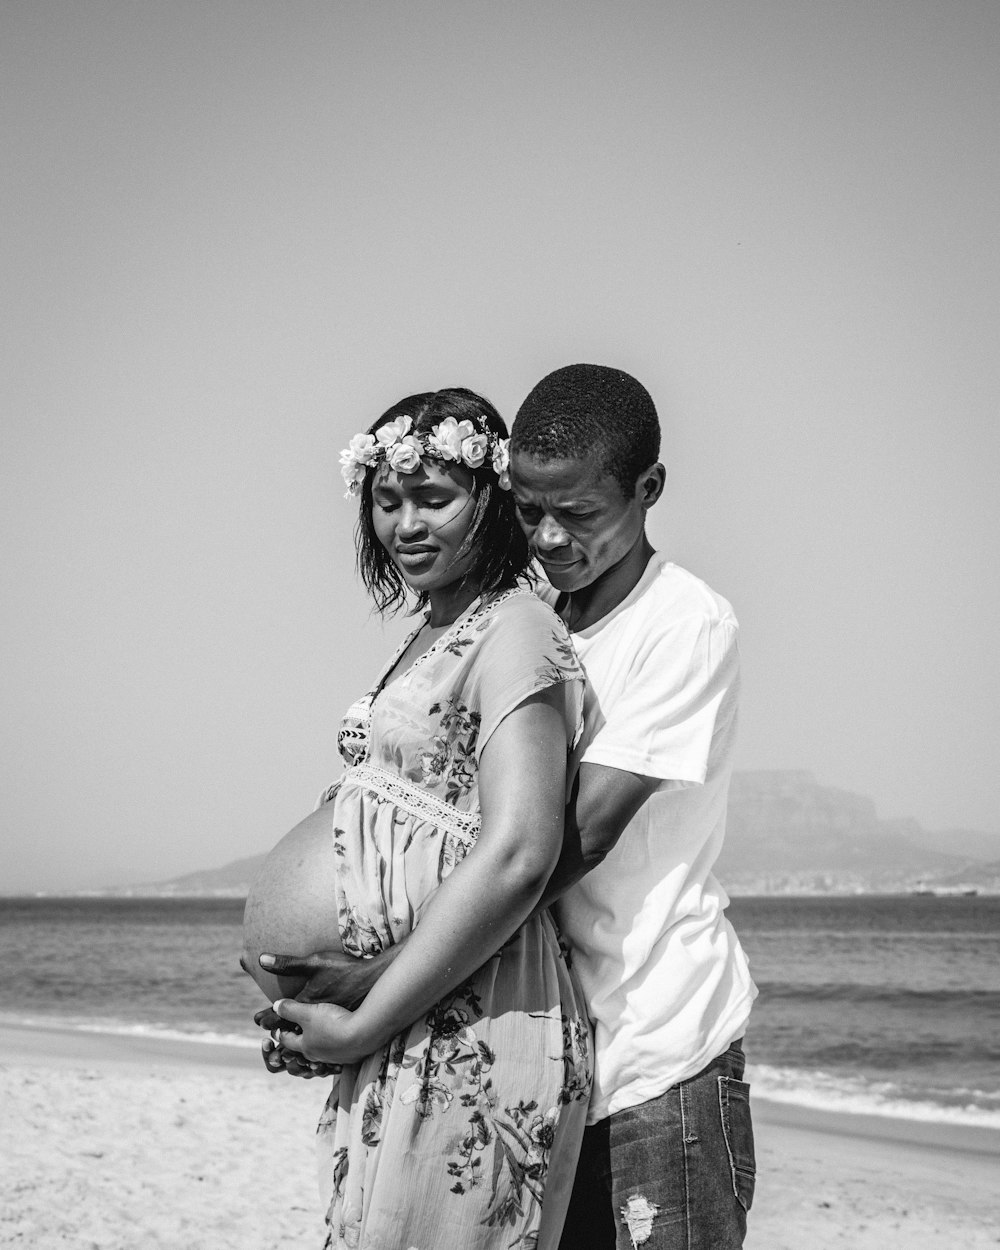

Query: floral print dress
[[314, 589, 592, 1250]]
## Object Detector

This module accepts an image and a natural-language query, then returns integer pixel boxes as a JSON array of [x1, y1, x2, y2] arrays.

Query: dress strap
[[369, 616, 430, 700]]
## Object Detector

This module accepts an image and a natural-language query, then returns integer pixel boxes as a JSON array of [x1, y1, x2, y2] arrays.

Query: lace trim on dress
[[338, 694, 373, 767], [347, 761, 481, 846]]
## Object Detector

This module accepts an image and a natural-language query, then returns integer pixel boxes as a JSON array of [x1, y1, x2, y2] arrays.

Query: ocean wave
[[754, 982, 1000, 1005], [748, 1062, 1000, 1129]]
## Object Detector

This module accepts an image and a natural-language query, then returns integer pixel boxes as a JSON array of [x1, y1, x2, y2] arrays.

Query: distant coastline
[[5, 771, 998, 899], [9, 885, 1000, 905]]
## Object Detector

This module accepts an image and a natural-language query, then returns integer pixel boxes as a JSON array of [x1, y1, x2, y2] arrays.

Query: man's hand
[[258, 941, 402, 1010]]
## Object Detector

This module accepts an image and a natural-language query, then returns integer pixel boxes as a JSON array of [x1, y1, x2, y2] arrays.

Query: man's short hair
[[511, 364, 661, 495]]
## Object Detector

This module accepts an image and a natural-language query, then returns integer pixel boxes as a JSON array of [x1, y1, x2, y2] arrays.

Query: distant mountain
[[114, 771, 1000, 897], [932, 858, 1000, 891], [110, 853, 266, 898], [899, 825, 1000, 864], [716, 771, 999, 894]]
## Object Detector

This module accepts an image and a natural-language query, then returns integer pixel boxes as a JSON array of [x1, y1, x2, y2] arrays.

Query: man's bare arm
[[534, 761, 661, 912]]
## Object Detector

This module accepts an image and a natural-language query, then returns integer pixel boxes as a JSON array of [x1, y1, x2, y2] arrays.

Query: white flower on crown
[[339, 432, 380, 498], [375, 414, 413, 447], [340, 450, 368, 497], [460, 432, 489, 468], [347, 432, 377, 465], [492, 438, 511, 490], [426, 417, 474, 462], [386, 435, 423, 473]]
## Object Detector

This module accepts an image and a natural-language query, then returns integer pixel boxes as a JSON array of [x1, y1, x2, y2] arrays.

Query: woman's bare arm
[[273, 688, 567, 1065]]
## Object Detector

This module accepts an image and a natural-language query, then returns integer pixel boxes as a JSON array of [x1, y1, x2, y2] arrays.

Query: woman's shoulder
[[484, 584, 565, 625], [462, 587, 581, 684], [472, 586, 571, 639]]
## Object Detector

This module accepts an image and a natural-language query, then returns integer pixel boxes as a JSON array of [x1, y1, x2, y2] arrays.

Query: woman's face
[[370, 457, 479, 610]]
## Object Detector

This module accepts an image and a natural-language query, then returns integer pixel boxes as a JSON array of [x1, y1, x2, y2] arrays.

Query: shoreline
[[6, 1019, 998, 1154], [0, 1016, 260, 1071], [4, 1023, 1000, 1249], [752, 1086, 1000, 1157]]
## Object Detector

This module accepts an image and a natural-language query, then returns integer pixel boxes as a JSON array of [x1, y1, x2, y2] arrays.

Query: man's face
[[510, 450, 649, 593]]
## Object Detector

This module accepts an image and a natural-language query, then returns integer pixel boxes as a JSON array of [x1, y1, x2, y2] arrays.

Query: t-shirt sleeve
[[471, 596, 585, 761], [580, 612, 739, 785]]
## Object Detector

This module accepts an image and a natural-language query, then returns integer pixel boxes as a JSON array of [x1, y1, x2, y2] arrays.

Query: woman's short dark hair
[[354, 388, 529, 615], [511, 363, 661, 496]]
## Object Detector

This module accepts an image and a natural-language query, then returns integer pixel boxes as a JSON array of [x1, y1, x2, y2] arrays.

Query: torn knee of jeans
[[620, 1194, 660, 1247]]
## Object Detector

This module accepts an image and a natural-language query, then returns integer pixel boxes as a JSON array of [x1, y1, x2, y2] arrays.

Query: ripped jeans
[[558, 1040, 755, 1250]]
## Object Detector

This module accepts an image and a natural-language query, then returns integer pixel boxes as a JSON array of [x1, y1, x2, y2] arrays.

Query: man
[[507, 364, 756, 1249], [261, 364, 756, 1248]]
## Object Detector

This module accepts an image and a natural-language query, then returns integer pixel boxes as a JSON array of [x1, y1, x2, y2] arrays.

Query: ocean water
[[1, 894, 998, 1130], [730, 895, 1000, 1129]]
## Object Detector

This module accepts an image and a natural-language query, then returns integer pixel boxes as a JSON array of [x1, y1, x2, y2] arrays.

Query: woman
[[246, 389, 592, 1249]]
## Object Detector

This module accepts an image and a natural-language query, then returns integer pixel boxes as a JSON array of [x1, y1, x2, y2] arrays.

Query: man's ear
[[636, 462, 666, 509]]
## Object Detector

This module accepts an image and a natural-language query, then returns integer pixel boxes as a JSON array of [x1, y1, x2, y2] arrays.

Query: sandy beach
[[3, 1024, 998, 1250]]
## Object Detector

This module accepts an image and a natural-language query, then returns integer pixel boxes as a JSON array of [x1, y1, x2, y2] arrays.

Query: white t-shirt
[[552, 554, 757, 1123]]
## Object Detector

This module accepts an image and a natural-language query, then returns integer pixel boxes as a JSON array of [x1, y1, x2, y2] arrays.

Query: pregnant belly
[[242, 804, 345, 1001]]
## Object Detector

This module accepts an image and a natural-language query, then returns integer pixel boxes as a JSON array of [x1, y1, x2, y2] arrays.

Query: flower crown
[[340, 414, 511, 498]]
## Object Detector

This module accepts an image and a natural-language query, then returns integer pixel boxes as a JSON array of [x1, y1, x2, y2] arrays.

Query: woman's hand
[[270, 998, 370, 1066], [260, 1034, 339, 1079]]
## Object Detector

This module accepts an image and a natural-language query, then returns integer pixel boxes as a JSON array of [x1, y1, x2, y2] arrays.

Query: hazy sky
[[3, 1, 999, 893]]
